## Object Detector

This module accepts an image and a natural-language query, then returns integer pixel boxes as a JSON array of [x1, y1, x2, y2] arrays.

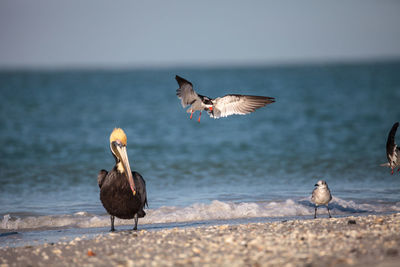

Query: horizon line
[[1, 57, 400, 72]]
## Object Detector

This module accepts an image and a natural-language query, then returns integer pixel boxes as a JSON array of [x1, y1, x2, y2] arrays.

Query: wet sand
[[1, 213, 400, 266]]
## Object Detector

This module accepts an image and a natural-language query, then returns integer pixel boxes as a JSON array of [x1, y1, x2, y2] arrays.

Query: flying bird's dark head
[[109, 128, 136, 196], [199, 95, 213, 105]]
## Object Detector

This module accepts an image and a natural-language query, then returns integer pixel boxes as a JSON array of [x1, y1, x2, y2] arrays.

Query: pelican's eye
[[112, 140, 123, 148]]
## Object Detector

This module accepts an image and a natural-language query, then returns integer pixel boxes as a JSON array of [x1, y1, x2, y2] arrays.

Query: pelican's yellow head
[[110, 128, 127, 146], [109, 128, 136, 196]]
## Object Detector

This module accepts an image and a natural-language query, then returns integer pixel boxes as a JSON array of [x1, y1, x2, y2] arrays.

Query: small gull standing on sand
[[381, 122, 400, 175], [311, 180, 332, 219]]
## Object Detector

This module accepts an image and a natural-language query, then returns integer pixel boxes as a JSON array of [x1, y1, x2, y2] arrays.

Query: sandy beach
[[1, 213, 399, 266]]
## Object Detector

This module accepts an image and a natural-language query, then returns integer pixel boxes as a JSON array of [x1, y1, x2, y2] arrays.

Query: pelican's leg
[[133, 213, 138, 231], [327, 205, 332, 218], [314, 206, 317, 219], [189, 110, 194, 120], [110, 215, 115, 232], [198, 111, 202, 123]]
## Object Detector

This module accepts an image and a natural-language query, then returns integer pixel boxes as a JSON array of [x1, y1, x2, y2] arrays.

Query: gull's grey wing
[[311, 187, 317, 203], [175, 75, 201, 108], [210, 94, 275, 118], [386, 122, 399, 164]]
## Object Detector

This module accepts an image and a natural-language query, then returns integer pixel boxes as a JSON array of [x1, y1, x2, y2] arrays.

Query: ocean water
[[1, 62, 400, 245]]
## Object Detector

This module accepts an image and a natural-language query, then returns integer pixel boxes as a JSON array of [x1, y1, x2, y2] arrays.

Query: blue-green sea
[[1, 62, 400, 246]]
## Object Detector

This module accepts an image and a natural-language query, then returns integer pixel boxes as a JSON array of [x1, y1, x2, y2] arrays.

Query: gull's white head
[[315, 180, 328, 188]]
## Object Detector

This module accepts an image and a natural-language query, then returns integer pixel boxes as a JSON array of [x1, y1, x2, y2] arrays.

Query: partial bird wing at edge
[[386, 122, 399, 163], [210, 94, 275, 118], [397, 147, 400, 165], [175, 75, 201, 108]]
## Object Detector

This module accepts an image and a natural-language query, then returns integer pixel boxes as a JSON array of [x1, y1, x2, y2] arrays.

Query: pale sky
[[1, 0, 400, 69]]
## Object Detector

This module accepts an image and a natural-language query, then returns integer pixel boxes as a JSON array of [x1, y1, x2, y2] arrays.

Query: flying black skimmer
[[381, 122, 400, 175], [311, 180, 332, 219], [175, 75, 275, 122]]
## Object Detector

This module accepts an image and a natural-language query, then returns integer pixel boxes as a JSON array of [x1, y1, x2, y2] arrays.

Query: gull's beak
[[115, 143, 136, 196]]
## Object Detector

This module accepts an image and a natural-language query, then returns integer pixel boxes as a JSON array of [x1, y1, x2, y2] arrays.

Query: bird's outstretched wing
[[386, 122, 399, 163], [98, 169, 108, 188], [175, 75, 201, 108], [210, 94, 275, 118]]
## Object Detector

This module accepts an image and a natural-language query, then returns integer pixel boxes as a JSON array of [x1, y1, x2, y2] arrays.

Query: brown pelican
[[381, 122, 400, 175], [175, 75, 275, 122], [98, 128, 147, 231], [311, 180, 332, 219]]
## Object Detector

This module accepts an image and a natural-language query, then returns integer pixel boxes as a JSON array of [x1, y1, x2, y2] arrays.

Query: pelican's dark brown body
[[99, 128, 148, 231], [98, 167, 147, 220]]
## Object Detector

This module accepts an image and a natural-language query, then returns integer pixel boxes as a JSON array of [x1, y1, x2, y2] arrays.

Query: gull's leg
[[391, 168, 394, 175], [314, 206, 317, 219], [198, 111, 202, 123], [189, 110, 194, 120], [327, 205, 332, 218]]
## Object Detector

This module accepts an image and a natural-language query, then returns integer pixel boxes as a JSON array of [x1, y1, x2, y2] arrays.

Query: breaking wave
[[2, 197, 400, 230]]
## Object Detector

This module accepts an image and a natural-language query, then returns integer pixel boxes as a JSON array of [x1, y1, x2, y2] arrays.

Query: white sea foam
[[1, 198, 399, 230]]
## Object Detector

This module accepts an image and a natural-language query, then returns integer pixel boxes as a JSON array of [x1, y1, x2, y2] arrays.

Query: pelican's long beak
[[115, 144, 136, 196]]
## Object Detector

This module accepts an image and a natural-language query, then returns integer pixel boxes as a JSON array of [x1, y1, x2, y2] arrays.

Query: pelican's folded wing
[[211, 94, 275, 118], [98, 169, 108, 188], [133, 171, 148, 211], [175, 75, 201, 108]]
